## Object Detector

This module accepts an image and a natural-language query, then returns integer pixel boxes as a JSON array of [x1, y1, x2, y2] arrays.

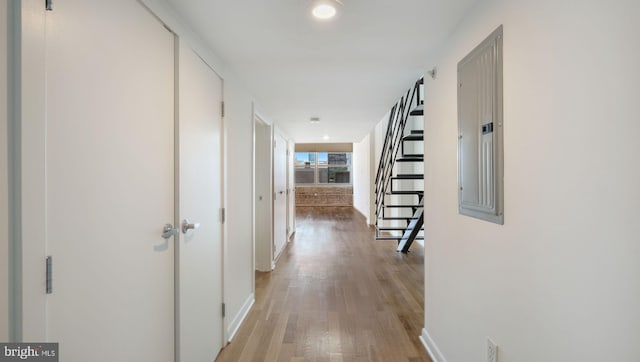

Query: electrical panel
[[457, 25, 504, 224]]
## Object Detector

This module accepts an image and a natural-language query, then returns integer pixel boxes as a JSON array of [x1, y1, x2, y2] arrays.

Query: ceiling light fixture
[[311, 0, 342, 20], [310, 117, 320, 123]]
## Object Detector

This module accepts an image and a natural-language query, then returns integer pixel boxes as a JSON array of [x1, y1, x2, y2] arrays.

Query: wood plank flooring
[[216, 206, 430, 362]]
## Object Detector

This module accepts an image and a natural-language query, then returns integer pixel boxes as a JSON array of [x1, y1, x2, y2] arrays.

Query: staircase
[[374, 78, 424, 253]]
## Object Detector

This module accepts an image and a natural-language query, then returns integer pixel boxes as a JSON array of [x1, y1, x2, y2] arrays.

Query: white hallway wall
[[373, 112, 389, 178], [421, 0, 640, 361], [353, 133, 371, 224]]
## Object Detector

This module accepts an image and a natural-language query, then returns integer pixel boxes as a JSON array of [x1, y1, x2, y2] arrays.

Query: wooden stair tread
[[378, 216, 419, 220], [395, 157, 424, 162], [384, 204, 423, 208], [391, 174, 423, 180], [386, 191, 424, 195], [375, 236, 424, 241], [403, 134, 424, 141]]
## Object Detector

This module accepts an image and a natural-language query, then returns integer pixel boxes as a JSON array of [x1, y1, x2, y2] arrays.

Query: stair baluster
[[374, 78, 425, 253]]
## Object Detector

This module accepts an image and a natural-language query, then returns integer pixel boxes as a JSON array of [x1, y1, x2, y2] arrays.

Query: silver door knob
[[181, 219, 201, 234], [161, 224, 178, 239]]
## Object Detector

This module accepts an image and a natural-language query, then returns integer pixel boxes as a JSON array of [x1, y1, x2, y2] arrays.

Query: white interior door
[[177, 42, 224, 361], [273, 131, 288, 260], [254, 119, 273, 272], [287, 141, 296, 238], [45, 1, 175, 361]]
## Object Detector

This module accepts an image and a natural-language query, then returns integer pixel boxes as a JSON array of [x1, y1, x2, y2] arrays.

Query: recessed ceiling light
[[313, 4, 335, 19], [311, 0, 341, 20], [323, 135, 330, 140]]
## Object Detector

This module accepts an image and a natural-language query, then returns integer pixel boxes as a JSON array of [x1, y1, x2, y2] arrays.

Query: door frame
[[5, 0, 20, 342], [10, 0, 48, 341]]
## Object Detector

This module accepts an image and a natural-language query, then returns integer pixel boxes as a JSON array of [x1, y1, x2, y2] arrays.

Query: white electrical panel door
[[458, 25, 504, 224]]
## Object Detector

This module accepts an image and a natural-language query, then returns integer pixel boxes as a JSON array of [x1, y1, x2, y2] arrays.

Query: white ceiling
[[164, 0, 477, 143]]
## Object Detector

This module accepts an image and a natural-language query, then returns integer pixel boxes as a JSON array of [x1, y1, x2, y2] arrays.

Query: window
[[294, 152, 316, 184], [295, 152, 351, 185]]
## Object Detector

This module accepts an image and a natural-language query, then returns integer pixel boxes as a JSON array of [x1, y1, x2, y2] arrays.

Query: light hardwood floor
[[216, 206, 430, 362]]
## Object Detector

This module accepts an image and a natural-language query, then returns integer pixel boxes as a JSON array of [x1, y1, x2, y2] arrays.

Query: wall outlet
[[487, 337, 498, 362]]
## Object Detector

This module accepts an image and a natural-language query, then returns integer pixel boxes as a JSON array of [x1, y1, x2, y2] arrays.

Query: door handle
[[181, 219, 201, 234], [161, 224, 178, 239], [279, 191, 284, 194]]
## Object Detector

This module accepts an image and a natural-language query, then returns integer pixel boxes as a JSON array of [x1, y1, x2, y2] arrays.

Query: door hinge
[[46, 256, 53, 294], [221, 207, 226, 224], [221, 101, 225, 118], [222, 303, 226, 317], [45, 0, 53, 11]]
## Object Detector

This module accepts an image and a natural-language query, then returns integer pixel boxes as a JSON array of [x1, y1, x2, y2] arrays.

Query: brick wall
[[295, 186, 353, 206]]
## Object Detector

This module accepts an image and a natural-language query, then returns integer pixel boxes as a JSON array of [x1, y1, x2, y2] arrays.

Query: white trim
[[420, 328, 447, 362], [250, 102, 256, 294], [7, 0, 21, 341], [226, 293, 255, 343], [219, 60, 228, 359]]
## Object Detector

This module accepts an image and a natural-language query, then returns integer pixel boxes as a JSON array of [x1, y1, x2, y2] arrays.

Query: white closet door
[[273, 131, 288, 260], [45, 1, 175, 361], [287, 142, 296, 238], [177, 42, 224, 361]]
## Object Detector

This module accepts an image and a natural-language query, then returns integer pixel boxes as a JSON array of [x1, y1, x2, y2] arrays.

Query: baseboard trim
[[420, 328, 447, 362], [226, 293, 255, 343]]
